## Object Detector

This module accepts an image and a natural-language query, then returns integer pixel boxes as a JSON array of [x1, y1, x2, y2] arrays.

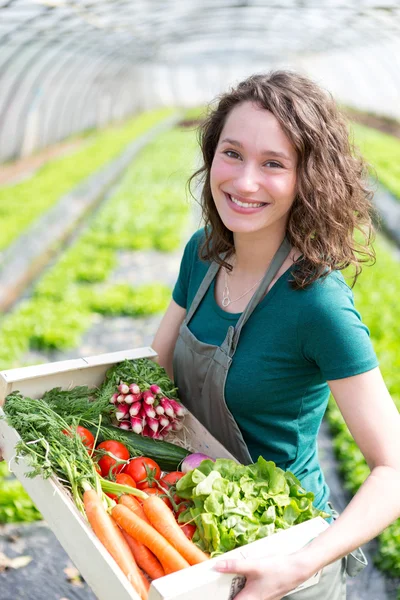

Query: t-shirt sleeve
[[172, 231, 201, 309], [298, 278, 379, 380]]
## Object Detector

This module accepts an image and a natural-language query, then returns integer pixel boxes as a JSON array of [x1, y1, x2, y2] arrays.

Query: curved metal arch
[[50, 44, 135, 144], [3, 39, 81, 160], [39, 42, 126, 148], [66, 48, 137, 137], [0, 31, 88, 158]]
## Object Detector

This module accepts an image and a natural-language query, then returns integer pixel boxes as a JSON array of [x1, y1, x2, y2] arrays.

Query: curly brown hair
[[189, 70, 376, 289]]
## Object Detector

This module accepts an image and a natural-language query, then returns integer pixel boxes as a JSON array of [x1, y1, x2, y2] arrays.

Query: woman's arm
[[152, 299, 186, 380], [294, 366, 400, 572], [216, 366, 400, 599]]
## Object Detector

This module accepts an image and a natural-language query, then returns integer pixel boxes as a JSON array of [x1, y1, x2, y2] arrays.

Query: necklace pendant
[[222, 286, 231, 307]]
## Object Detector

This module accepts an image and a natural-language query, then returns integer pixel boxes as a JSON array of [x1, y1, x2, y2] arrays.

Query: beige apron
[[172, 236, 366, 598]]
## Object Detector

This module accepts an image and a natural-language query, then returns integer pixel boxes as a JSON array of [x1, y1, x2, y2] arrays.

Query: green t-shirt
[[173, 229, 378, 511]]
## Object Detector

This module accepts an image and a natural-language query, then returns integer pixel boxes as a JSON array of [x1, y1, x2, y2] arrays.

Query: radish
[[118, 383, 130, 395], [110, 393, 119, 404], [160, 397, 174, 418], [146, 416, 159, 433], [123, 394, 134, 405], [129, 401, 142, 417], [142, 424, 151, 437], [117, 394, 126, 403], [119, 420, 131, 430], [150, 384, 162, 396], [168, 398, 186, 417], [160, 421, 173, 434], [130, 416, 143, 434], [115, 403, 130, 421], [155, 404, 165, 415], [143, 403, 156, 419], [142, 390, 155, 405], [129, 383, 140, 395], [159, 415, 170, 428]]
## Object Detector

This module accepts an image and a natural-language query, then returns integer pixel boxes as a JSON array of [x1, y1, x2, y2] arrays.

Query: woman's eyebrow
[[220, 138, 291, 161]]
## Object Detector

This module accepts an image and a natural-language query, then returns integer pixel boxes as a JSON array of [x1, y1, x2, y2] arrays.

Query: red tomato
[[175, 502, 191, 518], [180, 523, 196, 540], [124, 457, 161, 489], [96, 440, 130, 477], [159, 471, 185, 489], [62, 426, 95, 450], [141, 487, 172, 510], [115, 473, 137, 488]]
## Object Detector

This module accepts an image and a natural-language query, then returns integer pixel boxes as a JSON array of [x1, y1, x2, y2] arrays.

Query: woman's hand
[[215, 553, 309, 600]]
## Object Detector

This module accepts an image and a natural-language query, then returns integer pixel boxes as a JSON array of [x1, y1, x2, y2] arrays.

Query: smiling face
[[210, 101, 298, 241]]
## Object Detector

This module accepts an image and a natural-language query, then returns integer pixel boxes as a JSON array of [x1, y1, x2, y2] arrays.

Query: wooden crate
[[0, 348, 328, 600]]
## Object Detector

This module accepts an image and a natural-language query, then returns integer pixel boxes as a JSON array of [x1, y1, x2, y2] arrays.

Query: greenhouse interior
[[0, 0, 400, 599]]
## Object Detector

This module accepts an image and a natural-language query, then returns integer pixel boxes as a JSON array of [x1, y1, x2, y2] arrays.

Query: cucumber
[[90, 424, 190, 472]]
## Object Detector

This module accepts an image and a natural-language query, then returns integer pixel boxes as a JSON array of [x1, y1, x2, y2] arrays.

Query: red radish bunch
[[109, 381, 186, 440]]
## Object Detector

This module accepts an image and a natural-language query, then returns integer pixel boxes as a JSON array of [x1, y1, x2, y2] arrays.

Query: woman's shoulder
[[291, 269, 355, 315]]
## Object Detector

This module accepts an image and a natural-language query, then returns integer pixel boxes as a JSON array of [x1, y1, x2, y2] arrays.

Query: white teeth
[[230, 195, 264, 208]]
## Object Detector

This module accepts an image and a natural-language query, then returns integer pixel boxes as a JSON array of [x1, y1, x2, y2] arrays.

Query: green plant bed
[[326, 235, 400, 580], [0, 125, 198, 373], [0, 108, 174, 251], [352, 122, 400, 202]]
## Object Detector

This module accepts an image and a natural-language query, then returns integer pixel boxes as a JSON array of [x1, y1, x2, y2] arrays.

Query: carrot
[[143, 495, 209, 566], [83, 488, 148, 600], [112, 504, 190, 574], [119, 494, 150, 523], [122, 530, 165, 580]]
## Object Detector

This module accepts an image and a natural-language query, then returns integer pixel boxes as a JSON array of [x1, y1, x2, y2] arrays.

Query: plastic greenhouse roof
[[1, 0, 400, 162], [1, 0, 400, 64]]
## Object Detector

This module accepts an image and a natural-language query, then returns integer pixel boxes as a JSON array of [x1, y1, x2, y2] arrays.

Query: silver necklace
[[222, 267, 265, 308]]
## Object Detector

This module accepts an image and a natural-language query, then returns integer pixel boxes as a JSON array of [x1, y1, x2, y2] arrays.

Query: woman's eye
[[265, 160, 283, 168], [224, 150, 241, 159]]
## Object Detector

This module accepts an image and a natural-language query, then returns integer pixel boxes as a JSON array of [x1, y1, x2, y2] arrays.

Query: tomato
[[96, 440, 130, 477], [124, 457, 161, 489], [175, 502, 191, 518], [159, 471, 185, 489], [180, 523, 196, 540], [62, 425, 95, 450], [115, 473, 137, 488], [141, 487, 172, 510]]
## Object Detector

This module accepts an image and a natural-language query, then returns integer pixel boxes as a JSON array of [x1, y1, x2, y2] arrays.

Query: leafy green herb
[[2, 392, 101, 515], [0, 463, 41, 524], [176, 457, 330, 556]]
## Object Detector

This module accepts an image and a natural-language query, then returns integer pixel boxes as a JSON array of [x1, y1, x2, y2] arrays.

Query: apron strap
[[185, 260, 221, 325], [228, 237, 292, 356]]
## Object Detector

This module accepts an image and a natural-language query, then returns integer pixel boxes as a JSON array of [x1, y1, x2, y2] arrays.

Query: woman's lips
[[224, 193, 269, 214]]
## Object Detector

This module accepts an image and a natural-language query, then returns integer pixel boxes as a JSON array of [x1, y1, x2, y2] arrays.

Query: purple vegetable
[[181, 453, 215, 473]]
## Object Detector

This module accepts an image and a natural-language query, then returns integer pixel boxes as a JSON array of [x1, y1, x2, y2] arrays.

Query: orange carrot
[[112, 504, 190, 574], [83, 488, 148, 600], [119, 494, 150, 523], [122, 530, 165, 580], [143, 495, 209, 566]]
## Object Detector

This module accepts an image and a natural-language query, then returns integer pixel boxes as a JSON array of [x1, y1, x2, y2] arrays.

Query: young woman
[[152, 71, 400, 599]]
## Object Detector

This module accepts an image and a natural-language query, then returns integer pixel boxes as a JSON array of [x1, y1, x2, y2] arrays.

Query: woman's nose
[[233, 163, 260, 194]]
